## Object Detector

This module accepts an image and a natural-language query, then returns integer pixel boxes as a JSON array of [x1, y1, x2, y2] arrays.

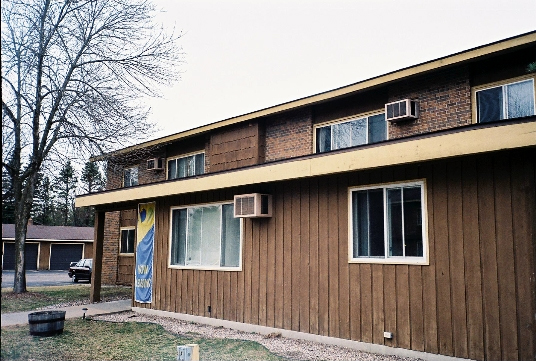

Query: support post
[[90, 210, 105, 303]]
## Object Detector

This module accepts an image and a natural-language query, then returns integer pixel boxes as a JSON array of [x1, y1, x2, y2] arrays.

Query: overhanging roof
[[91, 31, 536, 161], [77, 120, 536, 208]]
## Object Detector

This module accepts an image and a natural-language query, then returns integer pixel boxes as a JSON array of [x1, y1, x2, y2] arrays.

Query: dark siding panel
[[421, 163, 439, 354], [328, 178, 340, 338], [478, 156, 502, 361], [291, 181, 301, 331], [274, 186, 284, 329], [283, 185, 293, 330], [493, 155, 518, 361], [383, 265, 396, 347], [259, 219, 268, 326], [338, 175, 350, 340], [433, 162, 454, 356], [300, 180, 311, 333], [447, 161, 468, 358], [309, 179, 320, 335], [318, 177, 330, 336], [461, 157, 485, 360], [511, 153, 536, 361]]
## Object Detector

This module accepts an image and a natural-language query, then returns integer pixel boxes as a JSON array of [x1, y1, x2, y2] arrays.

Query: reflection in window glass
[[316, 113, 386, 153], [351, 183, 425, 261], [170, 203, 241, 269], [168, 153, 205, 180], [477, 79, 535, 122]]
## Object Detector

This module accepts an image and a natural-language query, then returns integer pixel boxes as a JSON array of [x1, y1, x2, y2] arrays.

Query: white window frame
[[348, 180, 429, 265], [166, 151, 205, 180], [313, 110, 388, 153], [472, 74, 536, 123], [123, 166, 138, 187], [168, 201, 243, 271], [119, 226, 136, 255]]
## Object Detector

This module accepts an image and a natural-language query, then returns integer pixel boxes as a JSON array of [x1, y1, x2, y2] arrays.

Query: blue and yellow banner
[[135, 202, 155, 303]]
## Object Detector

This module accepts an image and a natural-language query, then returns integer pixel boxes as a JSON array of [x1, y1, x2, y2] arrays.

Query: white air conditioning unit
[[234, 193, 272, 218], [385, 99, 419, 122], [147, 158, 164, 170]]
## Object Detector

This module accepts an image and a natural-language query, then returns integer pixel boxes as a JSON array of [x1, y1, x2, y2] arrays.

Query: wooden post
[[90, 210, 105, 303]]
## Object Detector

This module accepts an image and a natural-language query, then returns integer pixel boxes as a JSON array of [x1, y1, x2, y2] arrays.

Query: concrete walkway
[[1, 299, 131, 327]]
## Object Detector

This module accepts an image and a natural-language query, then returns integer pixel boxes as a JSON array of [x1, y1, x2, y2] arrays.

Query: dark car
[[68, 259, 92, 283]]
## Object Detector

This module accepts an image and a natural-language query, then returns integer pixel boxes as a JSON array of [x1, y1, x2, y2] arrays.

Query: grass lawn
[[1, 318, 284, 361], [1, 286, 285, 360], [1, 285, 132, 313]]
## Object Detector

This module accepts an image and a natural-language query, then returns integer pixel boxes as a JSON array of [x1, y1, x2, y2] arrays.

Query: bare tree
[[1, 0, 183, 293]]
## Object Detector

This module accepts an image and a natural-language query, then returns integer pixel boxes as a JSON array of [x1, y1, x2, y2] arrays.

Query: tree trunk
[[12, 174, 37, 293]]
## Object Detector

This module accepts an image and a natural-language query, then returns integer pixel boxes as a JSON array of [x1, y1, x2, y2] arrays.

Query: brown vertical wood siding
[[133, 148, 536, 361]]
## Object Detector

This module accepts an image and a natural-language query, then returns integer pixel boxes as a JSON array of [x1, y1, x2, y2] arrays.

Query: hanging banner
[[135, 202, 155, 303]]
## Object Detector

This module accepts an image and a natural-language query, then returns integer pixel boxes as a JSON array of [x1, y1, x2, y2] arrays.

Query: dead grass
[[1, 318, 284, 361], [1, 285, 132, 313]]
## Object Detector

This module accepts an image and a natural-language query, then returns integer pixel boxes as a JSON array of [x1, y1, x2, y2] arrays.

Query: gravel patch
[[36, 295, 130, 310], [94, 311, 423, 361]]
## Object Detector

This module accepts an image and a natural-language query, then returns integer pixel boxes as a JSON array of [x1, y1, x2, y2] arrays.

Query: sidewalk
[[1, 299, 131, 327]]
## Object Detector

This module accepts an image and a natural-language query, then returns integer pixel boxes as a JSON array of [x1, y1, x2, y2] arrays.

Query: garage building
[[2, 221, 93, 270]]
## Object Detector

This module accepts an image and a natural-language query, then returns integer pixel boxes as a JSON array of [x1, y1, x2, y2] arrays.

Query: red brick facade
[[388, 67, 472, 139], [264, 109, 313, 162], [102, 211, 120, 284]]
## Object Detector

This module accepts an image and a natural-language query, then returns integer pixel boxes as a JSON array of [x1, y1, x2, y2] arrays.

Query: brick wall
[[102, 211, 120, 284], [106, 149, 166, 191], [388, 67, 472, 138], [265, 109, 313, 162]]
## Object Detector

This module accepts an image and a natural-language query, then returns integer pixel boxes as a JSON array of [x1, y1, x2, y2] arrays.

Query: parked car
[[68, 259, 92, 283]]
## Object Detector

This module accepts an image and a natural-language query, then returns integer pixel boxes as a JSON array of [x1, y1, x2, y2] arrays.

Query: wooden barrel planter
[[28, 310, 66, 336]]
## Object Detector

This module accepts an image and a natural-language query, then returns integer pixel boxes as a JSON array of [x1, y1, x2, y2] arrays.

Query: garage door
[[2, 242, 39, 270], [49, 244, 84, 270]]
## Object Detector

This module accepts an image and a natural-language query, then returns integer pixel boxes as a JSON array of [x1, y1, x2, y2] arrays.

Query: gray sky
[[146, 0, 536, 140]]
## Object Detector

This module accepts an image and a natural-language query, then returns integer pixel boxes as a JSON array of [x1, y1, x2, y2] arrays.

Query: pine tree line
[[2, 161, 104, 227]]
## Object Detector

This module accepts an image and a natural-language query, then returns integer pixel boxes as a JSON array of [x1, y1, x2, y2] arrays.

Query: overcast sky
[[146, 0, 536, 140]]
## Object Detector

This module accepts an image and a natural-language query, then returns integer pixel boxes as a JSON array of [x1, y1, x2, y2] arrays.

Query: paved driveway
[[1, 270, 80, 289]]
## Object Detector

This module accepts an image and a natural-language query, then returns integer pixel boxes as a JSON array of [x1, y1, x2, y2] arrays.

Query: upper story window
[[123, 167, 138, 187], [315, 112, 386, 153], [475, 76, 535, 123], [167, 152, 205, 180], [169, 202, 242, 270], [120, 227, 135, 254], [349, 180, 428, 265]]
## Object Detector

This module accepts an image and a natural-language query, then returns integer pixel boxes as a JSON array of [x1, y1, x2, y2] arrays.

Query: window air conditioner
[[147, 158, 164, 171], [385, 99, 419, 122], [234, 193, 272, 218]]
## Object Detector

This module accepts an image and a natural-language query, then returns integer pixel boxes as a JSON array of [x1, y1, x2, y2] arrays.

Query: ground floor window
[[169, 202, 242, 270], [349, 181, 428, 264], [120, 227, 135, 254]]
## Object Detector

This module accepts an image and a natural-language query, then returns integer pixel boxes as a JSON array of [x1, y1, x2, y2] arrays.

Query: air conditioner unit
[[234, 193, 272, 218], [147, 158, 164, 170], [385, 99, 419, 122]]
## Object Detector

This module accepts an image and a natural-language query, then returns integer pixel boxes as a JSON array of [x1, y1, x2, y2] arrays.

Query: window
[[167, 153, 205, 180], [120, 227, 135, 254], [476, 78, 535, 123], [123, 167, 138, 187], [349, 181, 427, 264], [316, 112, 386, 153], [169, 202, 242, 270]]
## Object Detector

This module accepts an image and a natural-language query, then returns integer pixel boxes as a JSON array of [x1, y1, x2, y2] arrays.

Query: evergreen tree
[[32, 173, 56, 225], [81, 161, 104, 193], [56, 161, 78, 226]]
